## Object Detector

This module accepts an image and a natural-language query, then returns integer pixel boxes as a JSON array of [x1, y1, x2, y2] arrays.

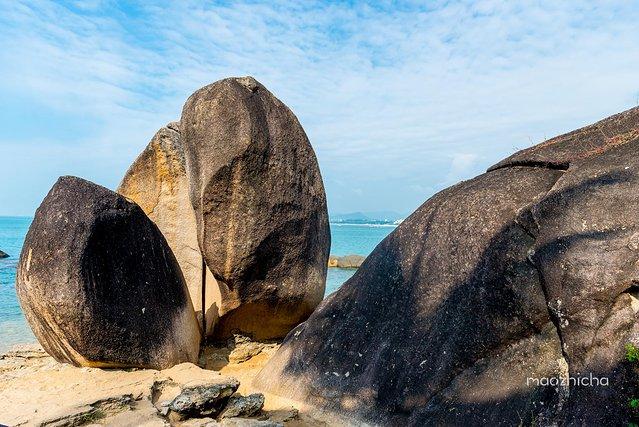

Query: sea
[[0, 217, 395, 352]]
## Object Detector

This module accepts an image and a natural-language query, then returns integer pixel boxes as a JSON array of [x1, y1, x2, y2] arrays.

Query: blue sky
[[1, 0, 638, 216]]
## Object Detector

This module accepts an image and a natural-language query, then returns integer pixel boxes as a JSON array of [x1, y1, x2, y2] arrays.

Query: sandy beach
[[0, 338, 351, 426]]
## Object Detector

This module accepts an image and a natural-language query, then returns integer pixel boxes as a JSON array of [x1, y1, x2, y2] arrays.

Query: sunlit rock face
[[118, 122, 219, 335], [256, 107, 639, 426]]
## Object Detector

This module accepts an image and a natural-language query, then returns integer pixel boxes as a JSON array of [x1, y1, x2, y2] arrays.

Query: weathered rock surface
[[220, 393, 265, 418], [328, 254, 365, 268], [169, 379, 240, 419], [0, 249, 8, 258], [216, 419, 283, 427], [256, 107, 639, 425], [16, 176, 200, 369], [118, 122, 219, 335], [181, 76, 330, 340]]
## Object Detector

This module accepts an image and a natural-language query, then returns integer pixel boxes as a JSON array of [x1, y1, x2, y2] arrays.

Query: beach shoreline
[[0, 339, 350, 426]]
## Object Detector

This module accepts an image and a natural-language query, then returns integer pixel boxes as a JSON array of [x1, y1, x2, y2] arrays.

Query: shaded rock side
[[16, 176, 200, 369], [181, 76, 330, 340], [0, 249, 8, 258], [256, 166, 565, 425], [256, 108, 639, 425], [118, 122, 219, 335], [525, 137, 639, 425]]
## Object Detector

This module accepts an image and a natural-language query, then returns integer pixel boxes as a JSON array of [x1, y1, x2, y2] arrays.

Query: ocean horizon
[[0, 215, 394, 353]]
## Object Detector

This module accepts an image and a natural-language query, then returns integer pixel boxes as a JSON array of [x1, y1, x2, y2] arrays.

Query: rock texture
[[256, 107, 639, 425], [118, 122, 219, 335], [181, 76, 330, 340], [16, 176, 200, 369], [0, 249, 8, 258], [220, 393, 265, 419], [169, 379, 240, 419]]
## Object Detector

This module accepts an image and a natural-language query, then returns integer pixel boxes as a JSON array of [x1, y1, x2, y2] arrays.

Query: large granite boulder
[[255, 107, 639, 425], [118, 122, 219, 335], [181, 76, 330, 340], [16, 176, 201, 369]]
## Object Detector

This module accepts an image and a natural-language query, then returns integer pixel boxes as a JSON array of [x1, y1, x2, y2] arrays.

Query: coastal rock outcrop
[[328, 254, 365, 268], [181, 76, 330, 340], [16, 176, 200, 369], [118, 122, 219, 335], [0, 249, 8, 258], [256, 107, 639, 425]]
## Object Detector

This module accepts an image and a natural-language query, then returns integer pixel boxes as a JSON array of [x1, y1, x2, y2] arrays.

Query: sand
[[0, 340, 349, 426]]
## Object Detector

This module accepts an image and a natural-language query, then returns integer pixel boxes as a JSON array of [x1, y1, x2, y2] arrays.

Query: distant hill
[[330, 211, 405, 223]]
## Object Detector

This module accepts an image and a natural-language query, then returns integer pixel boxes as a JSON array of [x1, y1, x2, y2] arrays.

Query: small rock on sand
[[220, 393, 265, 418], [169, 379, 240, 419]]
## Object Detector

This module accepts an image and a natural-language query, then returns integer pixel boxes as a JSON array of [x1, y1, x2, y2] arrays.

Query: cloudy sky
[[1, 1, 638, 216]]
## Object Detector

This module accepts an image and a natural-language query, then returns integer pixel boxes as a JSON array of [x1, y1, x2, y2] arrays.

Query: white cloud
[[0, 0, 638, 215]]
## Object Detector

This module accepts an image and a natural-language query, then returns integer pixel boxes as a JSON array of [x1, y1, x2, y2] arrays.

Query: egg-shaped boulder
[[16, 176, 201, 369], [181, 76, 330, 340]]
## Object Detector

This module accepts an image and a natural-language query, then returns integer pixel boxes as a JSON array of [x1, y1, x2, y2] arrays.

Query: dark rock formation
[[0, 250, 8, 258], [181, 76, 330, 340], [118, 122, 219, 336], [220, 393, 265, 419], [255, 107, 639, 425], [169, 378, 239, 419], [16, 176, 200, 369], [218, 419, 282, 427]]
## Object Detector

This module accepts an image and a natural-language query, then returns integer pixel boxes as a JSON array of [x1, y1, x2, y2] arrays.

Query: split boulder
[[118, 122, 219, 335]]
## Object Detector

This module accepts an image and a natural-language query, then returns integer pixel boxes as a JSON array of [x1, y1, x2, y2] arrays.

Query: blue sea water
[[0, 217, 35, 352], [0, 217, 394, 352], [324, 222, 395, 294]]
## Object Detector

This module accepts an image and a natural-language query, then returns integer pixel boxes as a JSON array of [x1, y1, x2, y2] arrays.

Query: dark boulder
[[180, 76, 330, 340], [0, 250, 8, 258], [256, 107, 639, 425], [16, 176, 201, 369], [220, 393, 265, 419], [169, 378, 240, 419]]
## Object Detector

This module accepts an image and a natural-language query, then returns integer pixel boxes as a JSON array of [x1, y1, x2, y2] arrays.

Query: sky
[[0, 1, 638, 217]]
